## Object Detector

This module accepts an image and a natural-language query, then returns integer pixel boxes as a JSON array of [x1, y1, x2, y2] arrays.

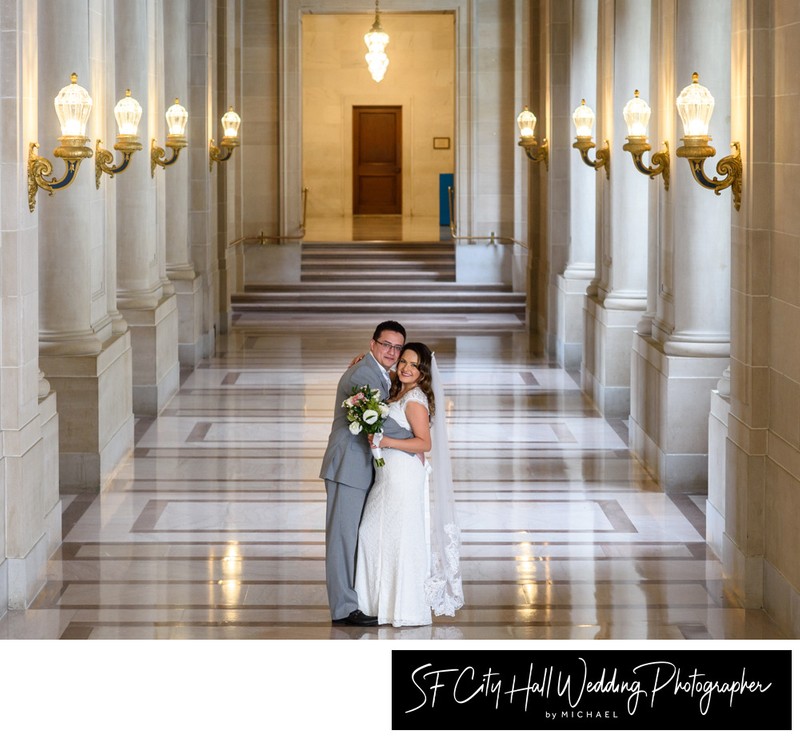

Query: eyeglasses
[[375, 339, 403, 353]]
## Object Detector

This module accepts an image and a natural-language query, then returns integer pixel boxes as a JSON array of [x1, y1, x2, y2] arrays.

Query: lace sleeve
[[403, 386, 429, 413]]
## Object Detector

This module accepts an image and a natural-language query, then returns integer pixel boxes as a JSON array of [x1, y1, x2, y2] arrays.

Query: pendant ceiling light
[[364, 0, 389, 82]]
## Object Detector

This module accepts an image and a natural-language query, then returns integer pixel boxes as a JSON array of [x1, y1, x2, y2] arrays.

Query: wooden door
[[353, 106, 402, 214]]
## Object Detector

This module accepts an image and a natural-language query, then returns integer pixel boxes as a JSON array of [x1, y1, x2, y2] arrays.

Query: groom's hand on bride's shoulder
[[348, 353, 366, 368]]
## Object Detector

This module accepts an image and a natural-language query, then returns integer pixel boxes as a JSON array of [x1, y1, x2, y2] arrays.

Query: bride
[[354, 342, 464, 627]]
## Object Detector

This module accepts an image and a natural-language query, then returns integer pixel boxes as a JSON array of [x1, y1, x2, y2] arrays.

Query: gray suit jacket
[[319, 354, 413, 490]]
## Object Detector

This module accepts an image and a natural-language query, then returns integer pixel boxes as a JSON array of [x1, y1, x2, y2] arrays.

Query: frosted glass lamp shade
[[676, 72, 715, 137], [517, 107, 536, 139], [365, 51, 389, 82], [364, 26, 389, 54], [364, 7, 389, 82], [221, 107, 241, 139], [114, 90, 142, 136], [54, 73, 93, 138], [572, 99, 595, 137], [623, 90, 651, 137], [166, 99, 188, 136]]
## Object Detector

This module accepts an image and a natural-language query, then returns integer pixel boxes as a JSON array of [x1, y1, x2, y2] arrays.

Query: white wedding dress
[[355, 387, 432, 627]]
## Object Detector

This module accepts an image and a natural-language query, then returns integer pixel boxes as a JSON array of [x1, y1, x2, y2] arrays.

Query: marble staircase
[[301, 241, 456, 282], [231, 241, 526, 316]]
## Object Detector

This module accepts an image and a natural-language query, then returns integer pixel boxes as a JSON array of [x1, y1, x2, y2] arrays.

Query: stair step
[[245, 282, 511, 293], [233, 301, 525, 314], [234, 292, 524, 303], [301, 271, 455, 282], [302, 245, 454, 253], [302, 241, 451, 248], [300, 241, 457, 284], [302, 253, 455, 261], [302, 251, 454, 258], [301, 258, 455, 267]]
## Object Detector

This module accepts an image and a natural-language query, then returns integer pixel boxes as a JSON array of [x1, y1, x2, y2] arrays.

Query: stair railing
[[229, 187, 309, 247], [447, 185, 528, 249]]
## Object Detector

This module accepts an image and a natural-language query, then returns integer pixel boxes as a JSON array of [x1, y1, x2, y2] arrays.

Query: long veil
[[424, 354, 464, 616]]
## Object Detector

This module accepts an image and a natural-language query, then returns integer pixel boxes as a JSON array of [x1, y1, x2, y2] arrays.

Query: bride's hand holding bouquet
[[343, 385, 390, 466]]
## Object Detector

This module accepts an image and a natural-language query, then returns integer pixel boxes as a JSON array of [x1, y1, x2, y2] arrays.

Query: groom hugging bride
[[320, 320, 464, 628]]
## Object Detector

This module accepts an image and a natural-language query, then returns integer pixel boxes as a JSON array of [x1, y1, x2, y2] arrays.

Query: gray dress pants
[[325, 478, 370, 620]]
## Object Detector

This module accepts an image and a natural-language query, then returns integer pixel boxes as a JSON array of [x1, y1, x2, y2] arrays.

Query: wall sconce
[[151, 98, 188, 177], [28, 73, 94, 213], [621, 90, 669, 190], [572, 99, 610, 178], [209, 107, 241, 170], [516, 106, 549, 169], [675, 73, 741, 211], [95, 89, 143, 188]]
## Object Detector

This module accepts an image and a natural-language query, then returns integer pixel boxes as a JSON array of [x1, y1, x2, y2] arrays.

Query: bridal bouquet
[[343, 385, 390, 466]]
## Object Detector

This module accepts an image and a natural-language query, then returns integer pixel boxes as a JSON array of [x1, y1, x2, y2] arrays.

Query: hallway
[[0, 313, 785, 640]]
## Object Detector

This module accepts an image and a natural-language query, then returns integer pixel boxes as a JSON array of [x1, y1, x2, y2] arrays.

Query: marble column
[[101, 3, 128, 340], [558, 0, 597, 369], [581, 0, 650, 417], [215, 0, 242, 337], [37, 3, 109, 357], [635, 0, 664, 343], [712, 0, 779, 624], [0, 0, 59, 612], [114, 0, 179, 414], [36, 0, 134, 492], [189, 0, 217, 361], [630, 0, 731, 491], [162, 0, 204, 367], [707, 365, 731, 553]]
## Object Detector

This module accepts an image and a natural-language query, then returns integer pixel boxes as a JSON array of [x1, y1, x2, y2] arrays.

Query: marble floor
[[2, 312, 791, 736], [0, 312, 786, 642]]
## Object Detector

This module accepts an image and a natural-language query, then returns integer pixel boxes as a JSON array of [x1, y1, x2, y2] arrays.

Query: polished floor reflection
[[0, 313, 787, 639]]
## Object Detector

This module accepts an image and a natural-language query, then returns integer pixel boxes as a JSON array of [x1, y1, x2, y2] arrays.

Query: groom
[[320, 320, 412, 626]]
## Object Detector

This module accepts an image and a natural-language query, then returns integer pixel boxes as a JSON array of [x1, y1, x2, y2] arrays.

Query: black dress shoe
[[345, 609, 379, 626]]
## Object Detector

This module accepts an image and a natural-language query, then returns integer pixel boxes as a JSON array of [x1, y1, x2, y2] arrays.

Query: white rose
[[348, 421, 361, 435], [362, 409, 379, 425], [379, 404, 389, 418]]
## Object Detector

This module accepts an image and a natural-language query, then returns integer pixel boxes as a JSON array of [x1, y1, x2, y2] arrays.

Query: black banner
[[392, 649, 792, 731]]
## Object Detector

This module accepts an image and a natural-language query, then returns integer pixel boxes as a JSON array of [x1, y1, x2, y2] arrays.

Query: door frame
[[282, 0, 470, 231]]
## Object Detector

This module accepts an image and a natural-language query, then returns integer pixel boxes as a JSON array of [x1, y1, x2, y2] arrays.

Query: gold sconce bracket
[[676, 137, 742, 211], [518, 137, 549, 170], [573, 137, 610, 179], [95, 136, 142, 188], [28, 138, 93, 213], [151, 134, 188, 177], [209, 137, 240, 171], [623, 137, 670, 190]]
